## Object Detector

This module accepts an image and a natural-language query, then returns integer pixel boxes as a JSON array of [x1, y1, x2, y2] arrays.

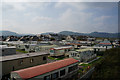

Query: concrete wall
[[1, 48, 16, 56]]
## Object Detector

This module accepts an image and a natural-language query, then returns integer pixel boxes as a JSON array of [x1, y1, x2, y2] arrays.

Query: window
[[68, 64, 78, 73], [44, 75, 51, 80], [60, 69, 65, 76], [74, 64, 78, 69], [2, 50, 4, 52], [65, 49, 67, 52], [51, 72, 59, 79], [30, 59, 34, 63], [50, 50, 54, 53], [75, 53, 77, 56], [43, 56, 46, 60], [68, 66, 73, 73], [20, 60, 23, 65], [12, 66, 15, 71], [68, 49, 70, 51]]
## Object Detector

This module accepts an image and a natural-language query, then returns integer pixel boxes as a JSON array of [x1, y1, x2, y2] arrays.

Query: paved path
[[78, 67, 95, 80], [87, 57, 100, 64], [79, 57, 100, 65]]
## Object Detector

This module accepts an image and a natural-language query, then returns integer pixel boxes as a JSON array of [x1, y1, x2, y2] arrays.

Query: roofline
[[12, 58, 79, 79], [0, 53, 49, 62]]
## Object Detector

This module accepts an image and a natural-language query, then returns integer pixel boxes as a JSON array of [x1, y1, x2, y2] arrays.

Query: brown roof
[[12, 58, 78, 79], [99, 43, 111, 45]]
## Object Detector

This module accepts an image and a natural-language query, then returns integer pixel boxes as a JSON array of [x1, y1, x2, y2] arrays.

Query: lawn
[[16, 49, 28, 53], [48, 56, 68, 60], [48, 56, 56, 60]]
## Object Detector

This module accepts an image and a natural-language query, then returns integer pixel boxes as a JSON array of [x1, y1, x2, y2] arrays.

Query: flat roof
[[0, 52, 49, 62], [0, 45, 16, 49], [12, 58, 78, 79], [76, 48, 93, 52], [51, 46, 73, 50], [39, 45, 57, 48]]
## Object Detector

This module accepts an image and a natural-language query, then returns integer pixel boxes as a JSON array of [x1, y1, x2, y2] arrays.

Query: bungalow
[[66, 43, 81, 49], [11, 58, 79, 80], [95, 40, 112, 49], [66, 36, 73, 42], [79, 41, 93, 46], [1, 52, 49, 79], [0, 45, 16, 56], [49, 46, 74, 57], [69, 48, 96, 62], [35, 45, 58, 53]]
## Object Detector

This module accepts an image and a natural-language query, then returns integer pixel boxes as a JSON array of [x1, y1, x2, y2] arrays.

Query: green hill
[[91, 48, 120, 80]]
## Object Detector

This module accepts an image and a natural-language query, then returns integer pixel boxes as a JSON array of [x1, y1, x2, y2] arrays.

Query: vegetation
[[48, 56, 67, 60], [91, 48, 120, 80], [56, 56, 66, 60], [50, 37, 55, 41], [48, 56, 56, 60], [16, 49, 28, 53], [78, 57, 102, 74]]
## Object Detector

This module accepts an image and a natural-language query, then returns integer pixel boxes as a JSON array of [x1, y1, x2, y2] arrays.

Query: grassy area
[[56, 57, 66, 60], [16, 49, 28, 53], [48, 56, 67, 60], [48, 56, 56, 60]]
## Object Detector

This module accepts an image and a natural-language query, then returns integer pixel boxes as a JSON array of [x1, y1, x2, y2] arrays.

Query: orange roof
[[12, 58, 78, 79], [99, 43, 111, 45]]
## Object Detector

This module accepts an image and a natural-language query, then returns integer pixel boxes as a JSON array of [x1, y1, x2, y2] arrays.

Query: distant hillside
[[0, 30, 119, 38], [0, 31, 34, 36], [41, 32, 55, 35], [89, 32, 119, 38], [59, 31, 119, 38], [0, 31, 20, 36], [59, 31, 86, 36]]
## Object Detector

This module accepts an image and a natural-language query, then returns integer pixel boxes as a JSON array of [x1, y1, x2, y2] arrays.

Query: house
[[50, 46, 74, 57], [5, 36, 19, 41], [26, 41, 38, 44], [3, 41, 24, 46], [11, 58, 79, 80], [16, 43, 27, 51], [16, 43, 37, 52], [87, 37, 95, 41], [24, 44, 37, 53], [15, 42, 58, 53], [66, 36, 73, 42], [0, 45, 16, 56], [95, 40, 112, 49], [69, 48, 96, 62], [36, 45, 58, 53], [80, 46, 107, 56], [66, 43, 81, 49], [1, 52, 49, 79], [79, 41, 93, 46]]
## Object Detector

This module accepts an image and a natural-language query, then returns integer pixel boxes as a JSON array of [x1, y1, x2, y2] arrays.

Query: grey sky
[[1, 1, 119, 34]]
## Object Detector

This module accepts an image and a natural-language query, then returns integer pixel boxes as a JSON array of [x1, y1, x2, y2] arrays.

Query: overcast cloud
[[1, 2, 118, 34]]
